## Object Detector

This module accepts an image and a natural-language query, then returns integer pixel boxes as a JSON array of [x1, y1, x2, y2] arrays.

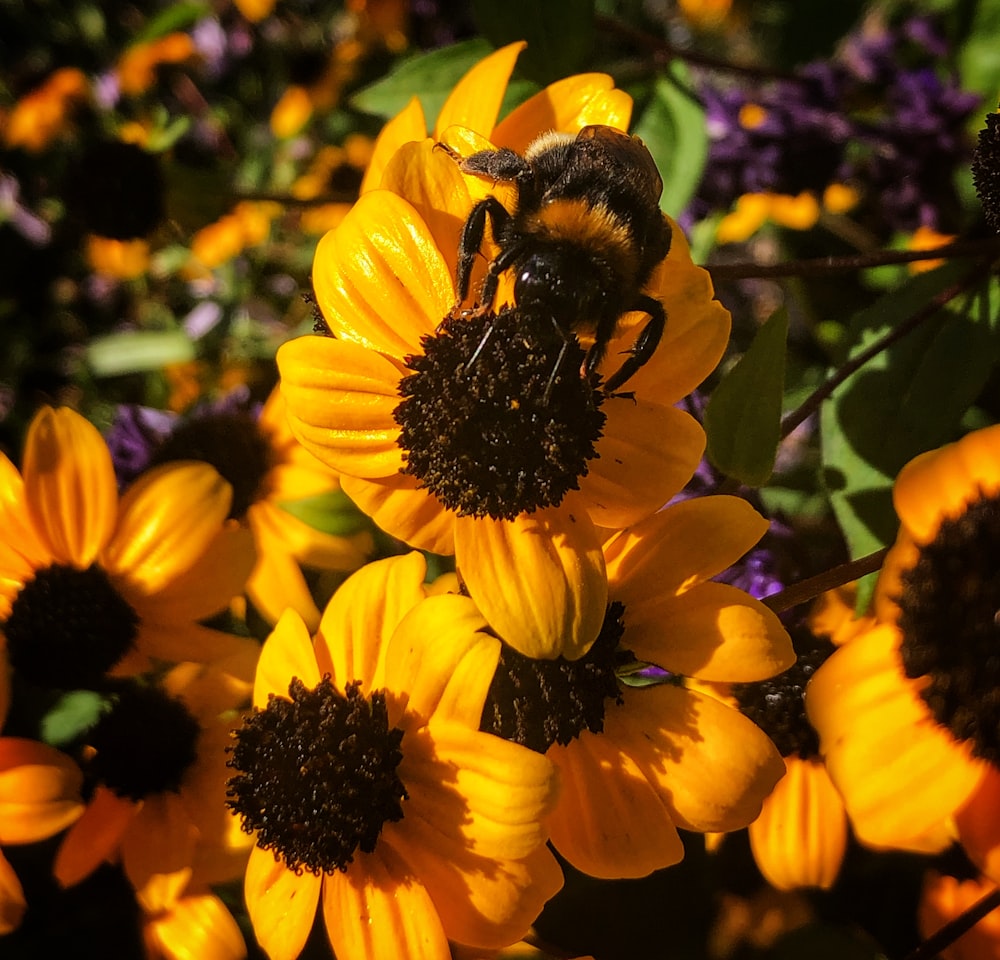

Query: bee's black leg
[[456, 197, 512, 305], [601, 295, 666, 396]]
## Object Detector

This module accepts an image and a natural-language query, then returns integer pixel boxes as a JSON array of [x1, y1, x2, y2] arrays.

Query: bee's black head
[[513, 243, 612, 329]]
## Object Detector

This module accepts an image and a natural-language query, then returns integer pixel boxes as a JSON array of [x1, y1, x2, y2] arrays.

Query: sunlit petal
[[361, 96, 427, 195], [433, 41, 525, 139], [254, 608, 321, 709], [245, 844, 320, 960]]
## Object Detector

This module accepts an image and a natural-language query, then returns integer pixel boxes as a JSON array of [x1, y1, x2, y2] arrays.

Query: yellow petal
[[340, 473, 455, 555], [129, 623, 258, 673], [0, 738, 84, 844], [397, 723, 556, 861], [613, 684, 785, 833], [0, 850, 26, 936], [245, 843, 320, 960], [311, 190, 454, 355], [0, 453, 47, 568], [251, 498, 372, 571], [625, 582, 793, 681], [122, 794, 196, 906], [748, 756, 847, 891], [254, 608, 320, 709], [455, 500, 607, 661], [547, 733, 684, 879], [143, 892, 247, 960], [580, 400, 705, 528], [805, 623, 986, 851], [23, 406, 118, 566], [54, 786, 138, 887], [361, 96, 428, 195], [323, 845, 450, 960], [103, 462, 232, 595], [433, 41, 526, 140], [957, 768, 1000, 885], [385, 594, 495, 727], [492, 73, 630, 153], [604, 496, 770, 602], [277, 336, 407, 478], [314, 552, 427, 692]]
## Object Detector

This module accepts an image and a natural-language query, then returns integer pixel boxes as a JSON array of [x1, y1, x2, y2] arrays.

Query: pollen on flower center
[[5, 563, 140, 689], [147, 411, 273, 520], [733, 626, 834, 759], [393, 308, 606, 521], [898, 495, 1000, 763], [481, 601, 631, 753], [226, 677, 407, 875], [87, 683, 202, 801]]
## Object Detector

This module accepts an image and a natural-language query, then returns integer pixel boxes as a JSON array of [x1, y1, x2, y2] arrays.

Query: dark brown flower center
[[393, 308, 606, 521], [480, 602, 632, 753], [733, 624, 834, 760], [5, 563, 139, 689], [87, 683, 202, 800], [226, 678, 407, 875], [898, 494, 1000, 764], [147, 411, 273, 520]]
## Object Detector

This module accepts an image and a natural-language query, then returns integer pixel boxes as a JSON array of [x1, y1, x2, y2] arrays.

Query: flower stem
[[902, 887, 1000, 960], [762, 548, 888, 614]]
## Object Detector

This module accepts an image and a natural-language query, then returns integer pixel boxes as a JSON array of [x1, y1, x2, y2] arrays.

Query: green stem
[[762, 549, 887, 614]]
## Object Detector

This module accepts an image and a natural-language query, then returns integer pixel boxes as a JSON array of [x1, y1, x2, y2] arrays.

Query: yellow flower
[[918, 871, 1000, 960], [228, 553, 562, 960], [278, 44, 730, 660], [716, 192, 821, 244], [187, 202, 281, 272], [2, 67, 89, 152], [0, 407, 256, 686], [86, 235, 151, 280], [54, 657, 256, 897], [0, 736, 85, 934], [117, 33, 197, 97], [482, 496, 792, 879], [908, 224, 957, 274], [807, 423, 1000, 857]]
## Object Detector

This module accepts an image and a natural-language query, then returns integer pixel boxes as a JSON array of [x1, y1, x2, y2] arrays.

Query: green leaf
[[133, 1, 211, 45], [705, 309, 788, 486], [41, 690, 107, 747], [821, 262, 1000, 570], [472, 0, 595, 86], [277, 490, 373, 537], [350, 39, 496, 125], [87, 330, 195, 377], [958, 0, 1000, 102], [632, 64, 708, 219]]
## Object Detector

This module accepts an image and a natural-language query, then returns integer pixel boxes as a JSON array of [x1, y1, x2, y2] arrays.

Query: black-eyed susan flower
[[54, 655, 257, 897], [226, 552, 562, 960], [480, 496, 792, 879], [279, 44, 730, 660], [136, 386, 374, 631], [186, 201, 281, 274], [116, 33, 198, 98], [1, 67, 89, 153], [807, 423, 1000, 858], [0, 406, 256, 686], [919, 869, 1000, 960]]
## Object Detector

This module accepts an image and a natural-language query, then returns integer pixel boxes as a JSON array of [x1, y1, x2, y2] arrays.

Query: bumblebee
[[449, 124, 672, 395]]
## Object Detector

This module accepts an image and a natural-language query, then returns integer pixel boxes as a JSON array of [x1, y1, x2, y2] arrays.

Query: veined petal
[[397, 723, 556, 861], [254, 608, 321, 709], [311, 190, 454, 355], [103, 462, 232, 595], [604, 496, 770, 602], [380, 138, 475, 283], [384, 594, 495, 728], [0, 738, 84, 844], [23, 406, 117, 566], [613, 684, 785, 833], [246, 539, 322, 631], [251, 499, 371, 571], [0, 850, 25, 936], [314, 552, 427, 693], [143, 892, 247, 960], [492, 73, 631, 153], [806, 623, 986, 851], [892, 423, 1000, 544], [340, 474, 455, 555], [625, 581, 793, 681], [748, 756, 847, 891], [122, 793, 197, 904], [0, 454, 47, 568], [456, 500, 607, 661], [277, 337, 407, 479], [433, 41, 525, 140], [129, 623, 258, 673], [547, 733, 684, 879], [580, 400, 705, 528], [956, 768, 1000, 885], [54, 786, 138, 887], [361, 96, 427, 195], [324, 844, 450, 960], [622, 259, 731, 404], [245, 843, 320, 960]]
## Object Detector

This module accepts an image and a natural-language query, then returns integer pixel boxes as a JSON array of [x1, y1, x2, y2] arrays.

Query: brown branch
[[763, 548, 888, 614], [903, 887, 1000, 960]]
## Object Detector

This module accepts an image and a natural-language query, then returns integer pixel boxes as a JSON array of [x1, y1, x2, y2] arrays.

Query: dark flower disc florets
[[481, 602, 632, 753], [898, 494, 1000, 764], [972, 110, 1000, 234], [226, 677, 407, 876], [393, 308, 606, 521]]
